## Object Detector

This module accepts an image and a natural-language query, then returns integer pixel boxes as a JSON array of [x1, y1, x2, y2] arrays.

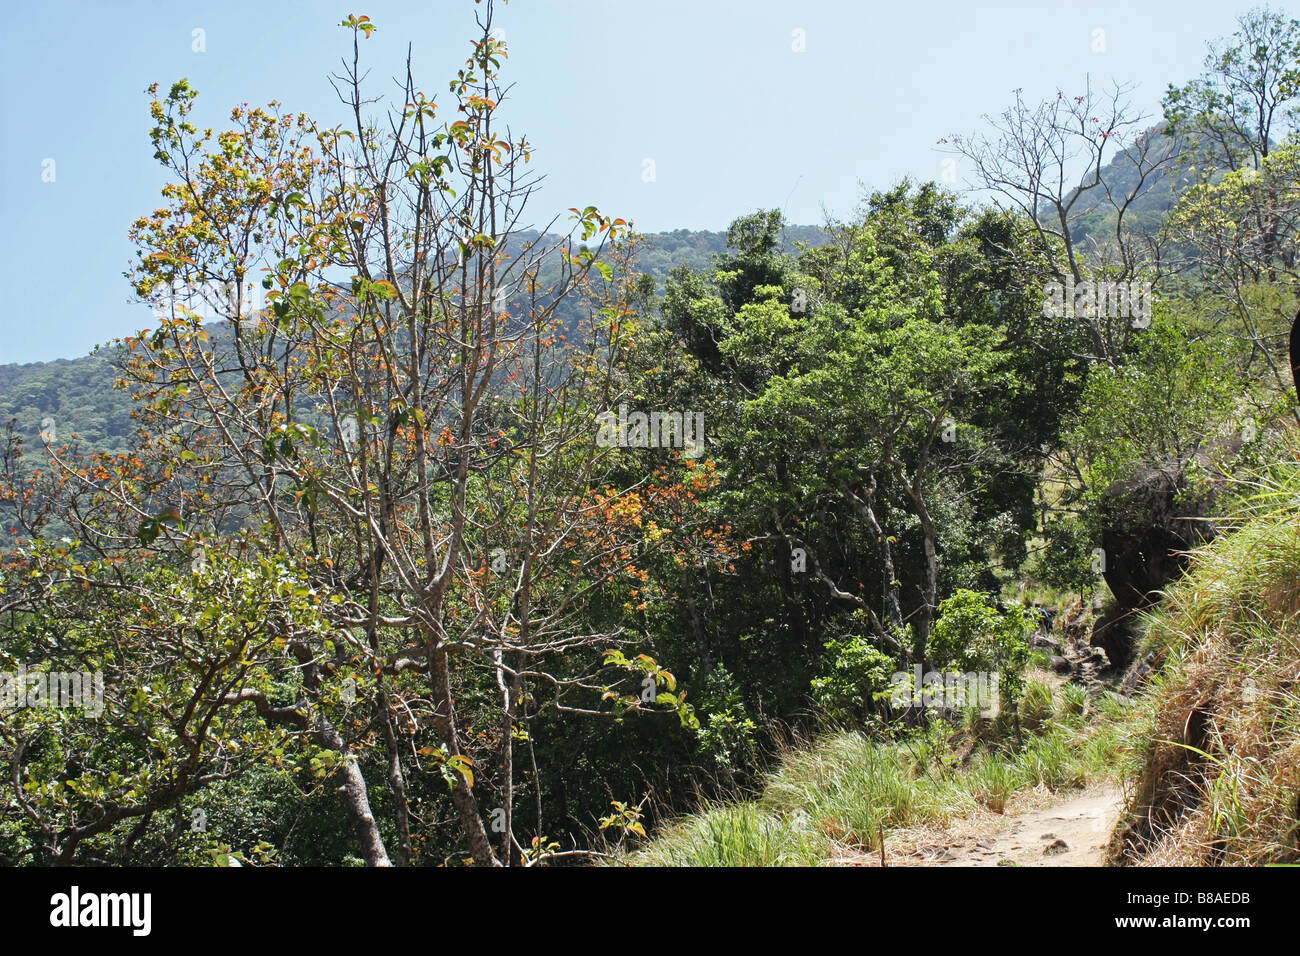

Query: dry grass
[[1108, 447, 1300, 866]]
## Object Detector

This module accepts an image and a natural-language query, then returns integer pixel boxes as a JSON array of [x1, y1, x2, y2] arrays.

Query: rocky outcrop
[[1091, 466, 1218, 666]]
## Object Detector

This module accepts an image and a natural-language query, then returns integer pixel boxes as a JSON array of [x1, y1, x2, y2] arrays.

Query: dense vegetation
[[3, 3, 1299, 867]]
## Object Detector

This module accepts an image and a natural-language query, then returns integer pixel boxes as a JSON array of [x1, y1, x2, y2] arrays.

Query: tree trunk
[[428, 644, 500, 866], [380, 691, 413, 865], [316, 715, 391, 867]]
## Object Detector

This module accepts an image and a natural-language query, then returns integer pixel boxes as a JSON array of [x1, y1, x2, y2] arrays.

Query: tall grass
[[1110, 435, 1300, 865], [630, 801, 824, 867], [623, 685, 1129, 866], [758, 732, 975, 847]]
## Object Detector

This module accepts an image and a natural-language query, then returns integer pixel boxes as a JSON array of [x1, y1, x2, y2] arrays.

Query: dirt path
[[837, 785, 1125, 867]]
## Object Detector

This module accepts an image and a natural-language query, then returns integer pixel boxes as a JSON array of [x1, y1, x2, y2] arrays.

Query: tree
[[652, 192, 1033, 682], [1160, 7, 1300, 403], [0, 454, 337, 865], [927, 589, 1032, 717], [1065, 320, 1250, 496], [945, 82, 1177, 365], [100, 3, 685, 866], [1164, 136, 1300, 405], [1164, 7, 1300, 173], [729, 281, 1013, 666]]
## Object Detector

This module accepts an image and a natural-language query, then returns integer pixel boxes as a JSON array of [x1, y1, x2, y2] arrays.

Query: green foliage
[[6, 4, 1297, 869], [628, 801, 824, 867], [928, 589, 1032, 711], [691, 665, 760, 777], [1032, 513, 1099, 598], [0, 544, 335, 864], [628, 706, 1132, 865], [810, 633, 896, 726], [1066, 318, 1249, 496], [1163, 7, 1300, 172]]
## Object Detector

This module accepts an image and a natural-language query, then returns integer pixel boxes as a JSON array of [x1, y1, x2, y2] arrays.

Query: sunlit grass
[[1110, 431, 1300, 865], [622, 684, 1130, 866]]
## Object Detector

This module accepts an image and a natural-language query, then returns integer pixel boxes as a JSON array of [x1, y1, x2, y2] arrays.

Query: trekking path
[[835, 784, 1125, 867]]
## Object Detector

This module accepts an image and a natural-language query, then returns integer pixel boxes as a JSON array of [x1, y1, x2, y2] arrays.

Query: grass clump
[[629, 801, 824, 867], [1109, 443, 1300, 866], [624, 683, 1129, 866]]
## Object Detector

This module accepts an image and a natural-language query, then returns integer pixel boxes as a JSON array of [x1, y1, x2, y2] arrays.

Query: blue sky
[[0, 0, 1292, 364]]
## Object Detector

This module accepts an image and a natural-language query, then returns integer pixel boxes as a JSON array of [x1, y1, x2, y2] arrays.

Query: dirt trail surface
[[836, 785, 1125, 867]]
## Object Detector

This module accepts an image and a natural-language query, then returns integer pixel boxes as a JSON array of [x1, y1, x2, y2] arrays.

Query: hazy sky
[[1, 0, 1294, 363]]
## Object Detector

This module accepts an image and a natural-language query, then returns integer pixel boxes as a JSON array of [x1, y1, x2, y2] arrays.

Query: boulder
[[1091, 466, 1218, 666]]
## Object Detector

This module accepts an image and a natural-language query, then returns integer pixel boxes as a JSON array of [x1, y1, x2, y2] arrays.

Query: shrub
[[810, 634, 896, 725], [928, 589, 1033, 714]]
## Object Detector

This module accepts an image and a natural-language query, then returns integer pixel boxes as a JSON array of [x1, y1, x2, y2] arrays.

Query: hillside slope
[[622, 436, 1300, 868], [1108, 442, 1300, 866], [0, 225, 827, 458], [621, 683, 1131, 867]]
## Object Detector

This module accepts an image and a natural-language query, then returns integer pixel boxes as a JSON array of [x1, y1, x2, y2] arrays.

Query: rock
[[1044, 838, 1070, 855], [1092, 465, 1219, 667], [1051, 655, 1072, 675], [1031, 634, 1062, 653], [1090, 604, 1136, 669], [1081, 649, 1110, 668], [915, 844, 957, 862], [1118, 652, 1159, 696]]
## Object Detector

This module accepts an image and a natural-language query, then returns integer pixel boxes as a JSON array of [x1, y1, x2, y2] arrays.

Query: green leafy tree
[[928, 589, 1032, 715], [1065, 318, 1251, 497], [1163, 7, 1300, 174]]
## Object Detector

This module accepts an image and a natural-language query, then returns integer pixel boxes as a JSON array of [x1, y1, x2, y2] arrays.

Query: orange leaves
[[597, 490, 643, 529]]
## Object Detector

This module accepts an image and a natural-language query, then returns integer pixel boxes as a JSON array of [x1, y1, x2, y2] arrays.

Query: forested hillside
[[0, 227, 825, 467], [3, 3, 1299, 870]]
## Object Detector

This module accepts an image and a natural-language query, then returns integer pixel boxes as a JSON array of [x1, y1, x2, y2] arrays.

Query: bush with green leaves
[[692, 665, 761, 778], [1065, 318, 1250, 498], [1032, 512, 1098, 600], [927, 589, 1032, 714], [810, 633, 897, 726]]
